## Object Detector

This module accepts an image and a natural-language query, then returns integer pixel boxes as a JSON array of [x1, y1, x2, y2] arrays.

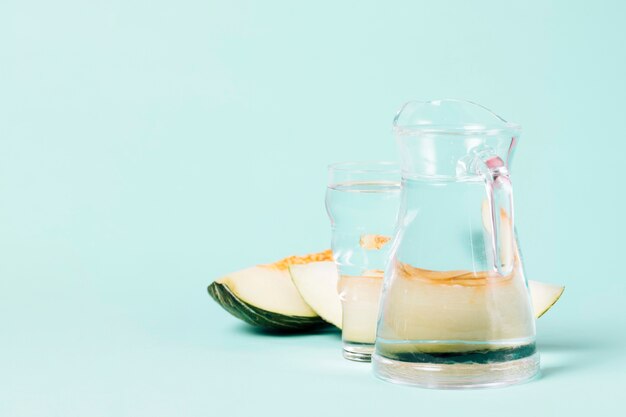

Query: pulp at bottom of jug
[[376, 340, 536, 363], [372, 343, 539, 389]]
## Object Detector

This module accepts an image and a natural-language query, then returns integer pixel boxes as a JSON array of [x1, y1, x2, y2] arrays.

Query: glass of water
[[325, 162, 401, 362]]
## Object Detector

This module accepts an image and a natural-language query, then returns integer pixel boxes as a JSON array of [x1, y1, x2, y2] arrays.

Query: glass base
[[372, 352, 540, 389], [343, 342, 374, 362]]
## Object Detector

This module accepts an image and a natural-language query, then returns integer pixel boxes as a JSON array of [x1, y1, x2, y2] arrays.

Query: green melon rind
[[207, 281, 329, 331], [535, 286, 565, 319]]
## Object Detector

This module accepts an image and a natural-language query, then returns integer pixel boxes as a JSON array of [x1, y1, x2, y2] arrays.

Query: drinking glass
[[325, 162, 401, 361]]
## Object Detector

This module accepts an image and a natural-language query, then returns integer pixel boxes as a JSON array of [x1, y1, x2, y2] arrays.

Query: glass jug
[[372, 99, 539, 388]]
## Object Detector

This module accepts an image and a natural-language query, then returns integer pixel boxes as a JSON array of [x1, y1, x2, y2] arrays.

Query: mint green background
[[1, 1, 625, 416]]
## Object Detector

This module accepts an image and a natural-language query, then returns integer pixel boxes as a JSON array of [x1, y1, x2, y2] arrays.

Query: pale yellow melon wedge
[[208, 251, 333, 330], [529, 280, 565, 318], [289, 261, 342, 327]]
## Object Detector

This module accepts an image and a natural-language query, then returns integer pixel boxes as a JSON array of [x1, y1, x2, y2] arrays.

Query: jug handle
[[476, 154, 515, 276]]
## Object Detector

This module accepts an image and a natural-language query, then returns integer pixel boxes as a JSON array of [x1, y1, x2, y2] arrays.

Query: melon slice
[[529, 280, 565, 318], [289, 262, 342, 327], [208, 250, 333, 331]]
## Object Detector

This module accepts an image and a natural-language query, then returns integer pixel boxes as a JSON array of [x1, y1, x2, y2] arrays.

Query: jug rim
[[393, 99, 522, 136]]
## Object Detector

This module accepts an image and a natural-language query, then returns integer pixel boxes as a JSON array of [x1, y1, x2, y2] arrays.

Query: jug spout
[[393, 99, 521, 179]]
